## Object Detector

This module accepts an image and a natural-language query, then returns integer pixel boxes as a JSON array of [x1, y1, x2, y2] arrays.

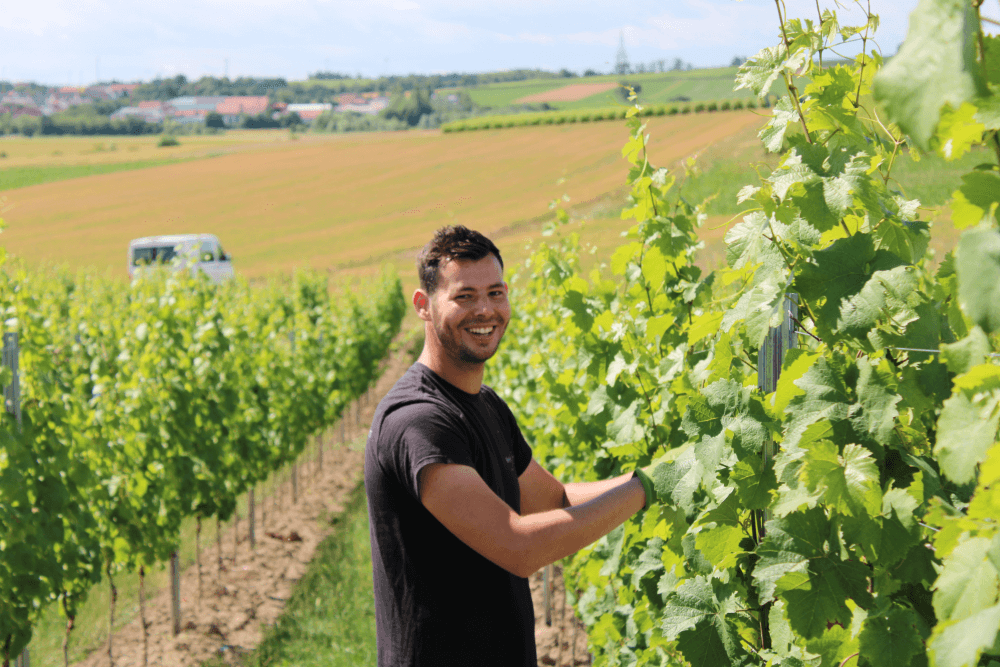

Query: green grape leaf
[[872, 0, 987, 151], [795, 233, 920, 348], [976, 89, 1000, 130], [956, 228, 1000, 334], [928, 603, 1000, 667], [760, 96, 799, 153], [726, 211, 777, 270], [940, 326, 990, 375], [754, 507, 828, 602], [858, 606, 923, 667], [851, 359, 902, 448], [681, 379, 774, 459], [630, 536, 666, 590], [933, 536, 1000, 623], [986, 35, 1000, 86], [934, 102, 985, 161], [695, 523, 744, 570], [780, 557, 872, 639], [651, 451, 700, 514], [784, 355, 853, 449], [935, 366, 1000, 485], [771, 348, 818, 416], [805, 623, 859, 667], [800, 441, 882, 517], [730, 454, 778, 510], [872, 218, 930, 266], [661, 577, 745, 667], [735, 45, 787, 98], [951, 169, 1000, 229]]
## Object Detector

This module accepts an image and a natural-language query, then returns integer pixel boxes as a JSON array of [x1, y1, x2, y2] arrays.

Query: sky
[[2, 0, 999, 86]]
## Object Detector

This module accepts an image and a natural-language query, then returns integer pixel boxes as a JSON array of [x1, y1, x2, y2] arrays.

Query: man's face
[[423, 254, 510, 366]]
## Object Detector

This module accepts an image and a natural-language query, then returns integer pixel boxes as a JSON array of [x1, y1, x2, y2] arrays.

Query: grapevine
[[0, 262, 405, 664], [491, 1, 1000, 665]]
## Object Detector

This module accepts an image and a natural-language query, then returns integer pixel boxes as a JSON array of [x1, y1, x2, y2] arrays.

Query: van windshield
[[132, 245, 178, 265]]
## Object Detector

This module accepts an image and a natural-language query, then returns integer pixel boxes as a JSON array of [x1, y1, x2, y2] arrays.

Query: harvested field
[[1, 113, 764, 291], [514, 82, 619, 103]]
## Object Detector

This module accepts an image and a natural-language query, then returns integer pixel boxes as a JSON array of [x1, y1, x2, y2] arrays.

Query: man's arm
[[519, 459, 638, 514], [419, 462, 645, 578]]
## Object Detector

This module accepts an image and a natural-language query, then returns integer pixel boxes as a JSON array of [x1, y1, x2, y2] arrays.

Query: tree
[[204, 111, 224, 129], [615, 32, 631, 75], [672, 58, 684, 71], [730, 56, 747, 67], [382, 86, 432, 126]]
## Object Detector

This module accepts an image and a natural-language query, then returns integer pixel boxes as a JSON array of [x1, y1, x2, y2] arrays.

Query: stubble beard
[[434, 317, 506, 366]]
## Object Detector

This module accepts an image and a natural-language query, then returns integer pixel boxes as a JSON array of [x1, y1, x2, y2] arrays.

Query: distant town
[[0, 82, 391, 126]]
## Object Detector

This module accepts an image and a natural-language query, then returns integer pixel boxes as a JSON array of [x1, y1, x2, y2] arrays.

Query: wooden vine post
[[170, 552, 181, 636], [248, 487, 256, 549]]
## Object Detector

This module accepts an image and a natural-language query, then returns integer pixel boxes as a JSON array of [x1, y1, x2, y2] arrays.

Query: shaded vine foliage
[[490, 1, 1000, 665], [0, 264, 405, 661]]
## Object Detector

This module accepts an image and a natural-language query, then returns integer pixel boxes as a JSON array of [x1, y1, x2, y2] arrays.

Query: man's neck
[[416, 349, 484, 395]]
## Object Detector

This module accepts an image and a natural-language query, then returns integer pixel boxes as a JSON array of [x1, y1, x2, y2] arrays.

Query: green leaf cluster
[[491, 2, 1000, 666]]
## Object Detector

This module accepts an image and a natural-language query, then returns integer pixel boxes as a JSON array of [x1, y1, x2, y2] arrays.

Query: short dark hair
[[418, 225, 503, 294]]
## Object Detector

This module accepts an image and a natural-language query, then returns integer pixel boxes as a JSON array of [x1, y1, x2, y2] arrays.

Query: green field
[[438, 67, 758, 111], [0, 157, 211, 191]]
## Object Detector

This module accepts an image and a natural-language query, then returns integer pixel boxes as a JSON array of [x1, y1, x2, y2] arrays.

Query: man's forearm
[[563, 471, 636, 506], [510, 476, 645, 576]]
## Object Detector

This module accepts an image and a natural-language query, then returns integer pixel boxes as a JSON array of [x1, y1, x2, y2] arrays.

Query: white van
[[128, 234, 234, 283]]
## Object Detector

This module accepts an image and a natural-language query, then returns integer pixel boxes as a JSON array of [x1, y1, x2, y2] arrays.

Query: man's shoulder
[[376, 363, 463, 423]]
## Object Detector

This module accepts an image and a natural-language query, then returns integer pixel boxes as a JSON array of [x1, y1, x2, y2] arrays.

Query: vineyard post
[[543, 564, 553, 626], [248, 488, 256, 549], [755, 293, 798, 529], [289, 329, 298, 504], [4, 334, 28, 667], [170, 552, 181, 636], [753, 293, 798, 649]]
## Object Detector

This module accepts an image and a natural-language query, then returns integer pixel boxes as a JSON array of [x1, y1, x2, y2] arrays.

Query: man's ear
[[413, 289, 431, 321]]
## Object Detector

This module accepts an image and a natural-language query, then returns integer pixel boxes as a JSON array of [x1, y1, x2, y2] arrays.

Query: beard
[[433, 316, 506, 365]]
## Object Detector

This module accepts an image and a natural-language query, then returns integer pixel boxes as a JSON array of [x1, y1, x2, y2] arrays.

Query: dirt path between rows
[[71, 336, 593, 667]]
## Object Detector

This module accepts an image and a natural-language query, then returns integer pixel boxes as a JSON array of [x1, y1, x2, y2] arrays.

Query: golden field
[[0, 113, 765, 292]]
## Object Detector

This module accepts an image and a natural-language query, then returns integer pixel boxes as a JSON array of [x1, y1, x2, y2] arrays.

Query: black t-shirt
[[364, 362, 536, 667]]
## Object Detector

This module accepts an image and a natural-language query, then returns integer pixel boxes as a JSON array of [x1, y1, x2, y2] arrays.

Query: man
[[365, 225, 652, 666]]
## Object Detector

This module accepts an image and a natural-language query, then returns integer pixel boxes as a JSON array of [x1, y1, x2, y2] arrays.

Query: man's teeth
[[469, 326, 494, 334]]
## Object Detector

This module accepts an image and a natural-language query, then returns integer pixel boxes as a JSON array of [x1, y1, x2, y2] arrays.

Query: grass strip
[[211, 484, 377, 667], [0, 158, 196, 191]]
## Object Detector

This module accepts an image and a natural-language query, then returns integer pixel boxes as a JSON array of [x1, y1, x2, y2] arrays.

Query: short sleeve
[[385, 402, 476, 502]]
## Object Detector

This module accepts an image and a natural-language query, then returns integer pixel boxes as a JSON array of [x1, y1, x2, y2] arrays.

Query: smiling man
[[364, 225, 652, 667]]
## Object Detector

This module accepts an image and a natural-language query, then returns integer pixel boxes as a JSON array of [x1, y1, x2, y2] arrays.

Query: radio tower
[[615, 31, 631, 75]]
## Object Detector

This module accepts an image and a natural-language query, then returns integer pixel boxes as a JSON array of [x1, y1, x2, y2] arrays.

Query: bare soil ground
[[71, 340, 594, 667], [514, 82, 619, 103], [529, 566, 592, 666]]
